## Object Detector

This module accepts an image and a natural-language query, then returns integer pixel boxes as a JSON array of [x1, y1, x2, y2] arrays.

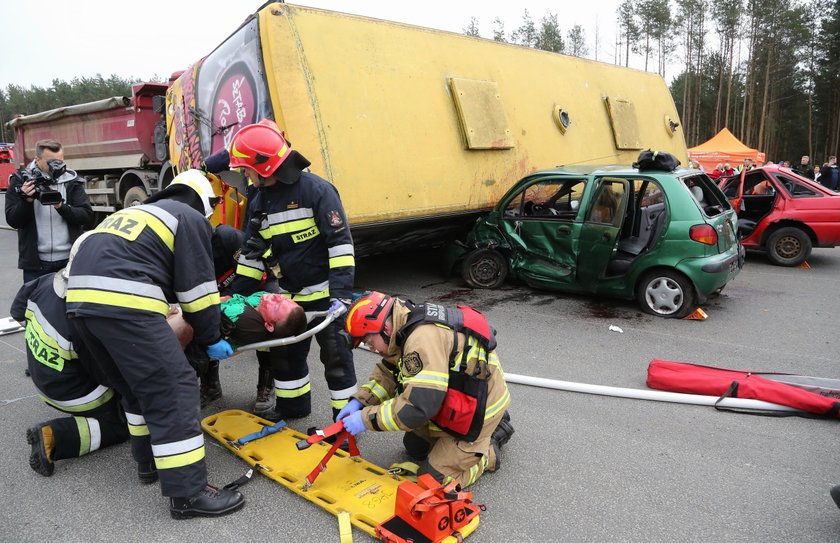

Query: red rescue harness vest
[[396, 303, 497, 441]]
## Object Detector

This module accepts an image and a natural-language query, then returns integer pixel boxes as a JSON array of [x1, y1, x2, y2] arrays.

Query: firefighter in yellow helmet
[[339, 292, 514, 488], [66, 170, 245, 518]]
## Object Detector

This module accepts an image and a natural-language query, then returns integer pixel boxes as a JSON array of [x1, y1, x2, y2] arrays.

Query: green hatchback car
[[455, 165, 745, 318]]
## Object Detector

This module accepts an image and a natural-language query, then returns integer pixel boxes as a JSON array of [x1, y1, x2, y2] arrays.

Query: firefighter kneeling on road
[[338, 292, 514, 488]]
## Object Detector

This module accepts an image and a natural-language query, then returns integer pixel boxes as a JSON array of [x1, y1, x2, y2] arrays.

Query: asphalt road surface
[[2, 192, 840, 542]]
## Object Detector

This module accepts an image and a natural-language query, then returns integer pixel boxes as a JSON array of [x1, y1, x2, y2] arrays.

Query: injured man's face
[[257, 294, 302, 333]]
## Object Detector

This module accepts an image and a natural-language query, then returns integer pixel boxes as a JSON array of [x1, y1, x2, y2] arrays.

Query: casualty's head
[[257, 294, 307, 337], [53, 231, 93, 298], [230, 294, 306, 347], [228, 119, 311, 187], [343, 291, 395, 353], [145, 169, 220, 218]]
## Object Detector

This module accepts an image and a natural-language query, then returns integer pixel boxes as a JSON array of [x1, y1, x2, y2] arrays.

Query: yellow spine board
[[202, 410, 479, 541]]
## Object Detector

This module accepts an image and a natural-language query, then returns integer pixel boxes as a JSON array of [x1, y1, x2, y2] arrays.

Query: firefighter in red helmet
[[230, 120, 358, 423], [339, 291, 514, 488]]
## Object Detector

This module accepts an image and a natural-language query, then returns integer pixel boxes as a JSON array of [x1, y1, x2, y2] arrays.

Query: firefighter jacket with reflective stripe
[[353, 300, 511, 434], [11, 274, 113, 410], [237, 172, 355, 301], [66, 200, 222, 346]]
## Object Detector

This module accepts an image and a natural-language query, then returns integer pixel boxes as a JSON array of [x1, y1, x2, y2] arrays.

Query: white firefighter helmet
[[53, 230, 94, 298], [170, 169, 219, 218]]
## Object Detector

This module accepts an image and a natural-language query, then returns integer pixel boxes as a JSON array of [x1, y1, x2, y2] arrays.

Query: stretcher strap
[[302, 422, 360, 487], [338, 511, 353, 543], [231, 420, 287, 448], [223, 468, 254, 491], [408, 480, 471, 512]]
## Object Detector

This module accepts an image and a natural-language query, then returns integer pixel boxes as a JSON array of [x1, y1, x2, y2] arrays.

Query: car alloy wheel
[[637, 269, 696, 318]]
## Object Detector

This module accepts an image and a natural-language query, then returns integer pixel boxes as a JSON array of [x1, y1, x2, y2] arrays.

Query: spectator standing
[[820, 156, 839, 191], [794, 156, 814, 179], [710, 163, 724, 180], [5, 140, 93, 283]]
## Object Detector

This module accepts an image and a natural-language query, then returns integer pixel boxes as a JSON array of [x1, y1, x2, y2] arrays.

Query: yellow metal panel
[[604, 96, 643, 150], [257, 4, 687, 226], [448, 78, 514, 149], [203, 410, 479, 541]]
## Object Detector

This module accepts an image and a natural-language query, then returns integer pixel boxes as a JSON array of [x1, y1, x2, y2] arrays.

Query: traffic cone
[[799, 261, 811, 269], [683, 307, 708, 320]]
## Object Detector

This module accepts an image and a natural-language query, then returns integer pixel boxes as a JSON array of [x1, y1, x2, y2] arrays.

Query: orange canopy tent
[[687, 128, 766, 172]]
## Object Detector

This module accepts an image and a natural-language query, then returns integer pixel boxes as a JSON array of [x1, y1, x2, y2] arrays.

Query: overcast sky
[[1, 0, 631, 89]]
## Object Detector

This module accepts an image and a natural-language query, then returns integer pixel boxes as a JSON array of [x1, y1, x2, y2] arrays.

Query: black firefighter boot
[[26, 424, 55, 477], [253, 366, 274, 415], [170, 485, 245, 519], [200, 359, 222, 408], [830, 485, 840, 509], [489, 411, 515, 472]]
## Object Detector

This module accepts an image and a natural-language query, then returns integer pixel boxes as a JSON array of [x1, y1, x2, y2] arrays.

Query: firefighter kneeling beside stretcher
[[338, 292, 514, 488]]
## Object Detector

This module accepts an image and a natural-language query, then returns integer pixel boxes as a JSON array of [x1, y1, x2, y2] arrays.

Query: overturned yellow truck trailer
[[165, 2, 687, 254]]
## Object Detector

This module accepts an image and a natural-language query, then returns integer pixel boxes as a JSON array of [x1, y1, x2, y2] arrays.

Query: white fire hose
[[504, 372, 805, 414]]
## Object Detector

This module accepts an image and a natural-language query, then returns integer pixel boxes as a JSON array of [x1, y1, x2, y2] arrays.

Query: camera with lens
[[15, 159, 66, 205]]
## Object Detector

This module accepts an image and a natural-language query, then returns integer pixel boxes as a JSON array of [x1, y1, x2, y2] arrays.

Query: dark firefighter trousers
[[37, 395, 127, 461], [266, 297, 356, 420], [69, 315, 207, 497]]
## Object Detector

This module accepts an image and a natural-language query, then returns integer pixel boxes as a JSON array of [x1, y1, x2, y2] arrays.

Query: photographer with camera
[[5, 139, 93, 283]]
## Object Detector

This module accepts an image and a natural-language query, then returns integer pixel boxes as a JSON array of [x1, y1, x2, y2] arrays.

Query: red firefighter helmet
[[345, 292, 395, 348], [229, 119, 292, 177]]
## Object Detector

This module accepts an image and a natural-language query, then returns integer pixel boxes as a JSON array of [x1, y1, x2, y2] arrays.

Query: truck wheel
[[637, 269, 696, 318], [462, 249, 508, 289], [123, 186, 148, 208], [766, 227, 811, 266]]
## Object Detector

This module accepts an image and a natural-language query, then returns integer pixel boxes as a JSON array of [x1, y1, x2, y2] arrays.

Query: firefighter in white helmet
[[66, 169, 245, 519]]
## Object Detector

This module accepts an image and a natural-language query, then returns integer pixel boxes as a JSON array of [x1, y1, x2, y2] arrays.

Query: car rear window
[[774, 173, 820, 197], [683, 174, 731, 217]]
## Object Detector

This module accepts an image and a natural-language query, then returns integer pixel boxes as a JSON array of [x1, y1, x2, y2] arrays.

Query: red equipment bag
[[647, 359, 840, 418], [376, 474, 482, 543]]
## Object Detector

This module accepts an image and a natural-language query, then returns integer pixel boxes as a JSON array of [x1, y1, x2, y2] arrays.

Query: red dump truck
[[0, 143, 15, 190], [6, 83, 172, 214]]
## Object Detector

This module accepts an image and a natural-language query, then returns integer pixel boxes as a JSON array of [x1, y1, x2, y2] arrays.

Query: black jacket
[[4, 170, 93, 270], [237, 171, 355, 301], [66, 200, 222, 346]]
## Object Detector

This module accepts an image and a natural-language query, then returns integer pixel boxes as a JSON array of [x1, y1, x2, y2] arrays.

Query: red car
[[719, 165, 840, 266]]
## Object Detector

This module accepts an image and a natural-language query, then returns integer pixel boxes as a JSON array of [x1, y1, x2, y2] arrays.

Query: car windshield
[[505, 177, 586, 220]]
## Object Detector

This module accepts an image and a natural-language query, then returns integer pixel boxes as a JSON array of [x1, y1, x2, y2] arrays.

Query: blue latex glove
[[329, 298, 350, 316], [206, 338, 234, 360], [335, 398, 363, 422], [342, 410, 366, 436]]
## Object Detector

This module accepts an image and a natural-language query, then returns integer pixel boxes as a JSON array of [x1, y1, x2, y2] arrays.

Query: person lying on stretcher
[[168, 292, 307, 351]]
